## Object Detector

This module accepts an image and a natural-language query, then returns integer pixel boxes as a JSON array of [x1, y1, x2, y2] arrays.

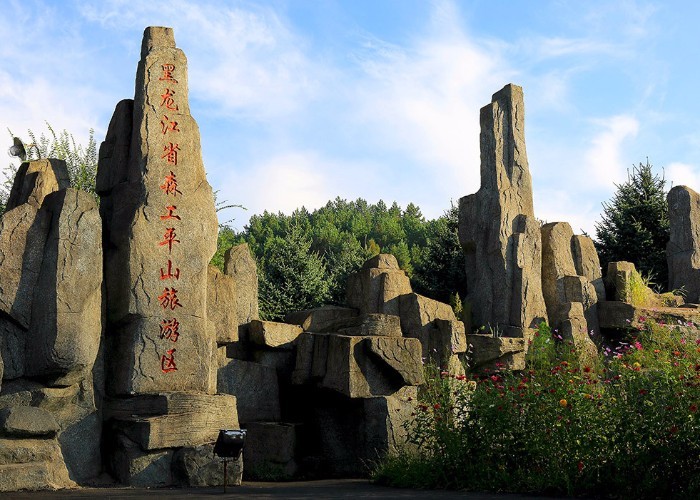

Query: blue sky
[[2, 0, 699, 235]]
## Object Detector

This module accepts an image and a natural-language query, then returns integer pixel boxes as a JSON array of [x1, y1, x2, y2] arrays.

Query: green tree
[[257, 224, 330, 320], [594, 160, 669, 290], [412, 202, 467, 304]]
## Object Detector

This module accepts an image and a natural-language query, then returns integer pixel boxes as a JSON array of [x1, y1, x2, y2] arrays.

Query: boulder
[[321, 334, 423, 398], [0, 317, 25, 380], [109, 433, 174, 487], [571, 234, 605, 301], [106, 393, 238, 450], [96, 99, 133, 194], [243, 422, 298, 479], [6, 159, 70, 211], [541, 222, 577, 327], [24, 189, 102, 383], [207, 266, 238, 344], [99, 27, 218, 395], [558, 302, 599, 365], [466, 334, 527, 373], [667, 185, 700, 303], [458, 84, 548, 337], [399, 293, 458, 359], [0, 406, 60, 437], [224, 243, 259, 332], [346, 255, 412, 316], [285, 306, 359, 332], [249, 320, 303, 349], [0, 438, 74, 491], [173, 443, 242, 486], [217, 360, 280, 424], [0, 204, 50, 328], [318, 313, 402, 337]]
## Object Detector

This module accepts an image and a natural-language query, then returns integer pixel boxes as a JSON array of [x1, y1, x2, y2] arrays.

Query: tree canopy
[[594, 160, 669, 290]]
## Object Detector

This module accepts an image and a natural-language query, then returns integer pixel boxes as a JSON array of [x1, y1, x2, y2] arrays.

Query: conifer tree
[[594, 160, 669, 289]]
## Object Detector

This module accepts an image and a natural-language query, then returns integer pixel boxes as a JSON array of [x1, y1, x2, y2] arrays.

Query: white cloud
[[79, 0, 322, 121], [349, 4, 515, 204], [666, 162, 700, 192], [581, 115, 640, 189]]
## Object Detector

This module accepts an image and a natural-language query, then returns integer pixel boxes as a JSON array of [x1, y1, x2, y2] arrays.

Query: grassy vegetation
[[372, 321, 700, 498]]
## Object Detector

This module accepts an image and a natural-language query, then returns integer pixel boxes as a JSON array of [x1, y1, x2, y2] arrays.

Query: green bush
[[373, 321, 700, 498]]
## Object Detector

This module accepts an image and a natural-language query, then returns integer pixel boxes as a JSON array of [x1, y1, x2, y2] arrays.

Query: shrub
[[373, 321, 700, 498]]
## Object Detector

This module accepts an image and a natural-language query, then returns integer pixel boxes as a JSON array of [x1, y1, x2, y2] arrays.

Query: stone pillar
[[667, 185, 700, 303], [458, 84, 547, 337], [98, 27, 218, 395]]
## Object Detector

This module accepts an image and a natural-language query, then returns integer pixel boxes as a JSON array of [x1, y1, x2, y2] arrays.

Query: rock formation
[[97, 27, 239, 486], [458, 84, 547, 338], [667, 185, 700, 303]]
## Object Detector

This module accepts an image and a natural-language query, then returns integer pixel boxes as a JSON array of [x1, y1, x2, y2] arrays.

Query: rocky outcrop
[[98, 26, 218, 395], [458, 84, 547, 338], [667, 185, 700, 303], [224, 243, 259, 334], [6, 159, 71, 211]]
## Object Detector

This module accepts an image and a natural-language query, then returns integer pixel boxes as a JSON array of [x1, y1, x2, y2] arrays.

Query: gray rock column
[[458, 84, 547, 336], [667, 185, 700, 302], [98, 27, 218, 394]]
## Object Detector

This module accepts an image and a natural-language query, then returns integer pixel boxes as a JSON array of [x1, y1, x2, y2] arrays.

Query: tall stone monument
[[97, 27, 239, 486], [458, 84, 547, 337], [667, 185, 700, 303], [98, 27, 218, 394]]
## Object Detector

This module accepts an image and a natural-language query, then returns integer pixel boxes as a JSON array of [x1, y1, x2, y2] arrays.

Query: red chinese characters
[[160, 260, 180, 280], [160, 115, 180, 135], [159, 318, 180, 342], [160, 171, 182, 196], [161, 348, 177, 373], [158, 287, 183, 310], [160, 88, 178, 111], [159, 64, 178, 84], [161, 143, 180, 166]]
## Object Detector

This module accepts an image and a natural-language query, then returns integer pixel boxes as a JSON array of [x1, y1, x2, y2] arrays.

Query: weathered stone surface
[[319, 313, 402, 337], [0, 437, 75, 491], [605, 261, 637, 303], [252, 350, 296, 380], [399, 293, 457, 357], [362, 254, 400, 270], [322, 334, 423, 398], [173, 443, 242, 486], [0, 351, 3, 390], [466, 334, 527, 373], [106, 393, 238, 450], [364, 386, 417, 458], [0, 204, 50, 329], [96, 99, 134, 194], [249, 320, 303, 349], [346, 255, 412, 316], [110, 433, 174, 487], [301, 386, 417, 476], [217, 360, 280, 424], [0, 437, 62, 464], [99, 27, 218, 395], [0, 406, 59, 437], [207, 266, 238, 344], [224, 243, 259, 331], [434, 319, 468, 354], [6, 159, 70, 211], [285, 306, 358, 332], [541, 222, 577, 327], [667, 185, 700, 303], [562, 275, 600, 337], [571, 234, 605, 301], [24, 189, 102, 382], [291, 333, 316, 385], [243, 422, 298, 479], [559, 302, 598, 365], [458, 84, 547, 337], [598, 301, 700, 332], [0, 317, 26, 380]]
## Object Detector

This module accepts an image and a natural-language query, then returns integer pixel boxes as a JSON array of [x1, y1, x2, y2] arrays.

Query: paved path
[[5, 479, 553, 499]]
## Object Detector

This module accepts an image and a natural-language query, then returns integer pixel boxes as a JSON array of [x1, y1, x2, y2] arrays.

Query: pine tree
[[594, 160, 669, 290]]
